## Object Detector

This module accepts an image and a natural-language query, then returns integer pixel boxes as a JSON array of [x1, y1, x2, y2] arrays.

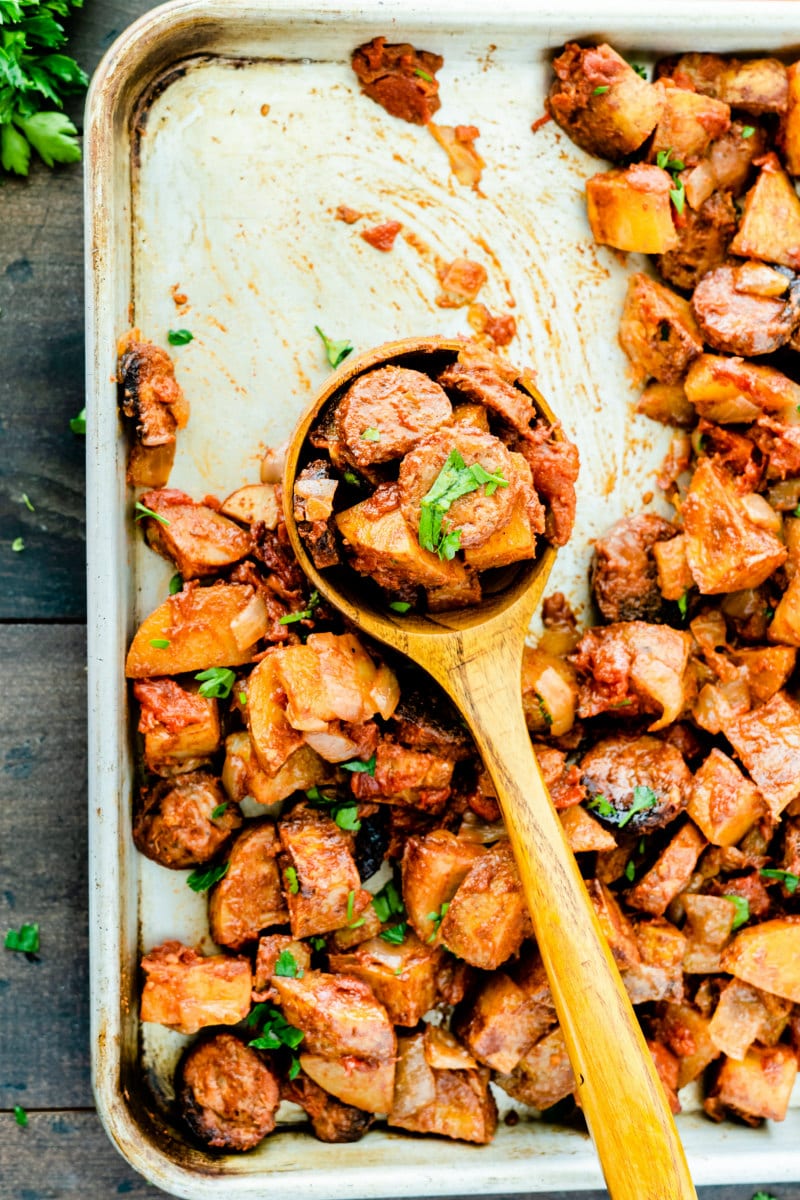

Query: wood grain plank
[[0, 627, 89, 1108]]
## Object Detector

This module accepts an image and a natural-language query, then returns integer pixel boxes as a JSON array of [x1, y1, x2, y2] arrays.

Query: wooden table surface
[[0, 2, 799, 1197]]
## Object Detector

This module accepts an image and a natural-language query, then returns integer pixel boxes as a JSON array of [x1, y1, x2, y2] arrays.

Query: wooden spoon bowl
[[283, 336, 695, 1200]]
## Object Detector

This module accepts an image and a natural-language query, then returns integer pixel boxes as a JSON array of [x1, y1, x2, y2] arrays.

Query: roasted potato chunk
[[520, 645, 577, 738], [722, 692, 800, 816], [208, 822, 288, 950], [721, 917, 800, 1003], [494, 1025, 576, 1111], [653, 534, 693, 602], [245, 654, 304, 776], [780, 60, 800, 176], [730, 154, 800, 270], [649, 86, 730, 165], [687, 749, 766, 847], [223, 733, 335, 808], [401, 829, 485, 944], [273, 970, 396, 1061], [705, 1044, 797, 1124], [586, 165, 679, 254], [279, 806, 371, 938], [453, 948, 555, 1073], [329, 932, 441, 1026], [178, 1033, 280, 1151], [133, 771, 241, 869], [626, 823, 707, 917], [668, 53, 788, 115], [389, 1030, 497, 1144], [684, 354, 800, 425], [768, 570, 800, 646], [618, 273, 703, 386], [439, 840, 530, 970], [253, 934, 312, 995], [220, 483, 279, 528], [137, 489, 250, 579], [655, 999, 720, 1088], [657, 191, 737, 292], [708, 979, 791, 1062], [559, 804, 616, 853], [140, 941, 251, 1035], [586, 879, 640, 968], [134, 678, 221, 777]]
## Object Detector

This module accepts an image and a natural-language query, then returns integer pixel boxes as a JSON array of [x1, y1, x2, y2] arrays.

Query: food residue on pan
[[360, 220, 403, 252]]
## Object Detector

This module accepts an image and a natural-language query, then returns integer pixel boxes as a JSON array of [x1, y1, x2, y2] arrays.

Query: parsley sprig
[[246, 1003, 304, 1078], [656, 147, 686, 214], [279, 590, 320, 625], [418, 448, 508, 560], [426, 900, 450, 942], [305, 784, 362, 833], [315, 325, 353, 368], [274, 949, 304, 978], [0, 0, 88, 177], [4, 922, 39, 953], [760, 868, 800, 894], [725, 895, 750, 931], [194, 666, 236, 699], [186, 861, 228, 892], [618, 784, 658, 828]]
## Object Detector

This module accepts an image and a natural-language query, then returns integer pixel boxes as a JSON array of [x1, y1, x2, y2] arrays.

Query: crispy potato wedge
[[649, 87, 730, 165], [730, 154, 800, 269], [687, 748, 766, 846], [208, 822, 287, 950], [619, 272, 703, 386], [220, 483, 280, 528], [722, 692, 800, 815], [586, 165, 679, 254], [300, 1054, 395, 1115], [402, 830, 485, 944], [140, 941, 251, 1035], [273, 970, 396, 1061], [328, 932, 441, 1027], [705, 1044, 797, 1124], [721, 917, 800, 1003]]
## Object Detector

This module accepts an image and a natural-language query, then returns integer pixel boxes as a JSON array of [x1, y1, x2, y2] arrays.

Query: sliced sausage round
[[592, 513, 678, 623], [692, 265, 800, 356], [398, 428, 519, 550], [179, 1033, 280, 1151], [133, 772, 241, 869], [579, 734, 691, 832], [336, 366, 452, 467]]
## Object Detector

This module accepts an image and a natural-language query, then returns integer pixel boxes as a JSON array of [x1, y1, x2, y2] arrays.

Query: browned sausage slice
[[592, 513, 678, 623], [692, 264, 800, 355], [579, 734, 691, 833], [133, 772, 241, 869], [336, 366, 452, 467], [398, 428, 519, 550], [179, 1033, 280, 1150]]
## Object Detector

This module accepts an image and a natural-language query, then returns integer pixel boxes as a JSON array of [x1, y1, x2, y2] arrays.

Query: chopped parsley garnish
[[389, 600, 411, 613], [284, 866, 300, 895], [752, 1192, 780, 1200], [361, 426, 381, 442], [725, 895, 750, 930], [346, 889, 355, 923], [380, 922, 407, 945], [418, 448, 508, 561], [167, 329, 193, 346], [343, 469, 362, 486], [587, 794, 615, 819], [169, 573, 183, 595], [669, 177, 685, 215], [741, 125, 755, 139], [305, 786, 362, 833], [69, 407, 86, 435], [21, 493, 34, 512], [187, 861, 228, 892], [535, 692, 553, 728], [210, 802, 228, 820], [309, 936, 326, 951], [274, 949, 304, 978], [279, 589, 320, 625], [656, 148, 686, 213], [195, 667, 236, 699], [655, 149, 682, 174], [592, 85, 610, 95], [134, 500, 170, 526], [677, 590, 689, 618], [340, 753, 376, 775], [11, 537, 24, 552], [413, 67, 433, 83], [372, 879, 405, 924], [238, 691, 247, 705], [760, 868, 800, 894], [246, 1004, 304, 1054], [5, 923, 39, 954], [624, 859, 636, 883], [14, 1105, 28, 1127], [617, 785, 658, 828], [426, 900, 450, 942], [288, 1057, 301, 1080], [631, 63, 648, 79], [149, 638, 170, 649], [315, 325, 353, 368]]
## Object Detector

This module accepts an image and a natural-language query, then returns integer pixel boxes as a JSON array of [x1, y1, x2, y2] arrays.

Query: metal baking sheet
[[85, 2, 800, 1196]]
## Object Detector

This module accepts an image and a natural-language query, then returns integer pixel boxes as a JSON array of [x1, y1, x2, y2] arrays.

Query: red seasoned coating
[[179, 1033, 280, 1150], [351, 37, 442, 125], [133, 772, 240, 870]]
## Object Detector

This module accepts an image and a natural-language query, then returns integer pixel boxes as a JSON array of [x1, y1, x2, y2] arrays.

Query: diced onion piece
[[294, 475, 338, 521], [230, 593, 269, 652], [423, 1026, 477, 1071], [370, 663, 400, 720], [740, 492, 783, 534], [261, 441, 288, 484], [304, 728, 360, 762]]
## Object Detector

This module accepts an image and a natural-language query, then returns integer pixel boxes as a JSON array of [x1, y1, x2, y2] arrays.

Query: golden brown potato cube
[[273, 970, 396, 1061], [125, 584, 268, 678], [635, 918, 687, 971], [220, 483, 279, 528], [521, 645, 577, 739], [683, 459, 787, 595], [687, 748, 766, 847], [721, 916, 800, 1003], [733, 645, 797, 704], [769, 571, 800, 647], [208, 822, 287, 950], [389, 1031, 497, 1143], [133, 771, 240, 870], [559, 805, 616, 853], [300, 1053, 395, 1114], [649, 87, 730, 165], [586, 165, 678, 254], [681, 894, 737, 974], [635, 381, 695, 428], [547, 43, 663, 160], [722, 692, 800, 816], [138, 489, 251, 580], [586, 879, 640, 969], [350, 740, 454, 811], [656, 1000, 720, 1088], [463, 456, 537, 572], [279, 806, 371, 938], [730, 154, 800, 270], [439, 840, 529, 970], [244, 655, 304, 776], [328, 932, 441, 1026], [140, 941, 251, 1035], [618, 272, 703, 386], [718, 57, 789, 115], [708, 979, 788, 1062], [685, 354, 800, 424], [401, 829, 485, 944], [780, 62, 800, 176], [134, 677, 221, 776], [253, 934, 312, 994], [705, 1044, 797, 1124], [453, 950, 555, 1073], [223, 733, 334, 808], [653, 534, 693, 602], [626, 823, 707, 917], [494, 1026, 575, 1111], [327, 904, 383, 951], [275, 632, 399, 732]]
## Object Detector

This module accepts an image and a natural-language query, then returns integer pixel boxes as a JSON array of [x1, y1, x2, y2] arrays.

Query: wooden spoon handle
[[438, 643, 696, 1200]]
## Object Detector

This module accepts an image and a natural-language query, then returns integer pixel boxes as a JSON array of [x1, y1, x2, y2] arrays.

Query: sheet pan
[[85, 2, 800, 1195]]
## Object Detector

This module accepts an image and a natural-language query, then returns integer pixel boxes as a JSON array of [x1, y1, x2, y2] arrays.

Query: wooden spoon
[[283, 336, 696, 1200]]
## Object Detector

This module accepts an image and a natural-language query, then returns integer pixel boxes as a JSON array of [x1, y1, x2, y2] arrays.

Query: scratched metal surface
[[86, 3, 800, 1198]]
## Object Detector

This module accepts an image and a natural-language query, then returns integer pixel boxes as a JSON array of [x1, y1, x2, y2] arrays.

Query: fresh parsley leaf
[[167, 329, 193, 346], [669, 177, 685, 214], [210, 802, 228, 820], [194, 667, 236, 699], [14, 1104, 28, 1127], [760, 868, 800, 894], [343, 469, 362, 486], [134, 500, 170, 526], [751, 1192, 780, 1200], [315, 325, 353, 368], [379, 922, 407, 945], [5, 922, 39, 953], [742, 125, 755, 139], [21, 492, 34, 511], [346, 889, 355, 923], [340, 753, 376, 775], [279, 589, 320, 625], [535, 692, 553, 728], [331, 804, 361, 832], [309, 936, 326, 951], [372, 879, 404, 924], [617, 785, 658, 828], [284, 866, 299, 894], [148, 638, 170, 649], [631, 63, 648, 79], [274, 949, 304, 978], [238, 691, 247, 705], [187, 862, 228, 892], [11, 536, 24, 552], [389, 600, 411, 613], [677, 590, 689, 618], [413, 67, 433, 83], [247, 1005, 304, 1050], [14, 110, 80, 167], [587, 794, 615, 819], [417, 448, 508, 560], [361, 426, 381, 442], [168, 572, 183, 595], [288, 1055, 301, 1080], [592, 85, 609, 94], [725, 894, 750, 931], [426, 900, 449, 942], [624, 859, 636, 883], [69, 406, 86, 435]]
